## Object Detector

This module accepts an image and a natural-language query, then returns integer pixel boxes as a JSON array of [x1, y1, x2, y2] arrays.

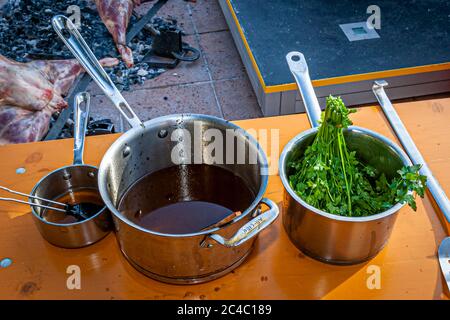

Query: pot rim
[[30, 164, 108, 227], [98, 113, 269, 237], [279, 125, 413, 222]]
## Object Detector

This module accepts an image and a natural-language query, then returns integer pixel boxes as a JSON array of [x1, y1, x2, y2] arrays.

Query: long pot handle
[[73, 92, 90, 165], [286, 52, 322, 128], [52, 15, 144, 129], [208, 198, 279, 248], [372, 80, 450, 223]]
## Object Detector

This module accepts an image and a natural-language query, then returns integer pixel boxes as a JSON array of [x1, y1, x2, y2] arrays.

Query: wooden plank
[[302, 70, 450, 100], [0, 98, 449, 299], [294, 79, 450, 113], [261, 92, 281, 116], [279, 91, 296, 115]]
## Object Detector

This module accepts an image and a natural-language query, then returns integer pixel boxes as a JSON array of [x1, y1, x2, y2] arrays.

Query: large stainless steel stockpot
[[53, 16, 279, 283], [99, 114, 278, 283], [279, 52, 412, 264]]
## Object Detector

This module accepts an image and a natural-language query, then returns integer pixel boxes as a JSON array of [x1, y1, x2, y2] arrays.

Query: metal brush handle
[[372, 80, 450, 223], [73, 92, 90, 165], [286, 52, 322, 128], [52, 15, 144, 129]]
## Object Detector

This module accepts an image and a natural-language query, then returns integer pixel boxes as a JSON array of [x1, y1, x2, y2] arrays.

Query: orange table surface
[[0, 97, 449, 300]]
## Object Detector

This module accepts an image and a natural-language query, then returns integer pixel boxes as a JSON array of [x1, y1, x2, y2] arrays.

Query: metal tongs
[[0, 185, 87, 218]]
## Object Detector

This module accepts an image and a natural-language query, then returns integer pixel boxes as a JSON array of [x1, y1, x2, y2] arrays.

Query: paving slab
[[86, 0, 262, 128], [137, 35, 209, 90], [199, 30, 246, 81], [90, 81, 222, 130], [215, 77, 263, 120], [89, 95, 124, 132], [189, 0, 228, 34]]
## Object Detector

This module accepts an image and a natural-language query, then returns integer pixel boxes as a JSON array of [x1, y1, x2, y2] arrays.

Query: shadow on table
[[241, 203, 365, 299]]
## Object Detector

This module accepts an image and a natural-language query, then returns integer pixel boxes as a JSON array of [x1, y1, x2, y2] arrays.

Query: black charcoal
[[0, 0, 166, 91]]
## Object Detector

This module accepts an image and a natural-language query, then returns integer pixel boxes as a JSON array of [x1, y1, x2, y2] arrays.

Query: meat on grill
[[0, 54, 118, 145], [95, 0, 144, 68]]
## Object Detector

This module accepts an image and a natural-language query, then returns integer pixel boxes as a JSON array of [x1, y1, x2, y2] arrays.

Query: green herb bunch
[[288, 96, 427, 217]]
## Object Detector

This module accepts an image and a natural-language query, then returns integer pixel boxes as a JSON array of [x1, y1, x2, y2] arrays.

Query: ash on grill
[[0, 0, 167, 91], [54, 114, 116, 138]]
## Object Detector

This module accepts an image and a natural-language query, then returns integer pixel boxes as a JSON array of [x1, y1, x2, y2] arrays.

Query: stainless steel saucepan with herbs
[[279, 52, 427, 264]]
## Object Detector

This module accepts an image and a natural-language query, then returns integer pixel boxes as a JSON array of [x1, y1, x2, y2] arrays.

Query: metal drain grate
[[339, 22, 380, 41]]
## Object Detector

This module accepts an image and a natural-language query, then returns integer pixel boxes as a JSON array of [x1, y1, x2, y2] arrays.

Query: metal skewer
[[0, 185, 67, 207], [0, 185, 87, 218], [0, 197, 68, 213]]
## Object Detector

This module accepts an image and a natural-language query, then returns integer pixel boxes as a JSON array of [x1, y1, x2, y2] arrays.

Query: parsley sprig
[[288, 96, 427, 217]]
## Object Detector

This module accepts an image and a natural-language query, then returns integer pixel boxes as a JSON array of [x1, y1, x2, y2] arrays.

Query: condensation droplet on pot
[[16, 167, 26, 174], [134, 209, 142, 218], [166, 193, 174, 201], [0, 258, 12, 268], [63, 173, 72, 180], [123, 146, 131, 158], [200, 241, 213, 248], [158, 129, 168, 139], [88, 171, 96, 178]]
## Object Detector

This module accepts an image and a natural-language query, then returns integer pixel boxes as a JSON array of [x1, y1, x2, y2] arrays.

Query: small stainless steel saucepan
[[30, 92, 111, 248], [52, 15, 279, 283], [279, 52, 412, 264]]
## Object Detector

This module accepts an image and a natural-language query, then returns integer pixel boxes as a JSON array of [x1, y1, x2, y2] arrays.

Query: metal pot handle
[[208, 198, 279, 248], [73, 92, 90, 165], [52, 15, 144, 129], [286, 52, 322, 128]]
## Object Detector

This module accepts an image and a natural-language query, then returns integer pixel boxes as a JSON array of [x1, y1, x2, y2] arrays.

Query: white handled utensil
[[438, 237, 450, 291], [372, 80, 450, 221], [372, 81, 450, 292]]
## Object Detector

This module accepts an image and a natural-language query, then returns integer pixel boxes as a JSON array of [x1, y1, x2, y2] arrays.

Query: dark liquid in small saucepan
[[118, 164, 256, 234], [41, 189, 104, 224]]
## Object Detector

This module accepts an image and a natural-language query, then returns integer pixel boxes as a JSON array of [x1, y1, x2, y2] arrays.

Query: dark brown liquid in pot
[[118, 164, 256, 234], [42, 188, 104, 224]]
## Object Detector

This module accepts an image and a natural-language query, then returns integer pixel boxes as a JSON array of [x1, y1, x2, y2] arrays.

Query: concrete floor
[[87, 0, 263, 132]]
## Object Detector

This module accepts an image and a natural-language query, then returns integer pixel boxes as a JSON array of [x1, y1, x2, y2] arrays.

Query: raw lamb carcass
[[95, 0, 143, 68], [0, 54, 118, 145]]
